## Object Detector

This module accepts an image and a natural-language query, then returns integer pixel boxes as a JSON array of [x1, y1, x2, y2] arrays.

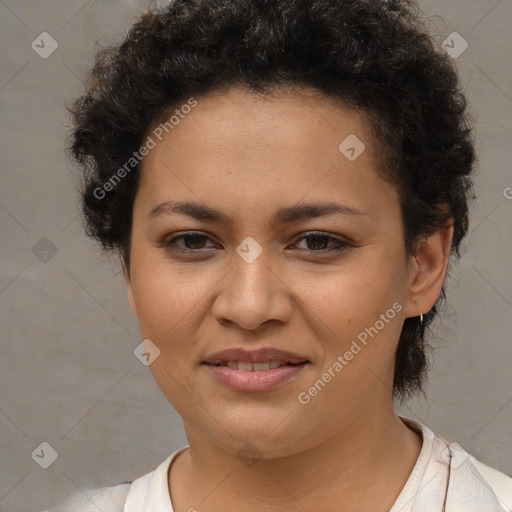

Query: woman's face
[[126, 85, 447, 457]]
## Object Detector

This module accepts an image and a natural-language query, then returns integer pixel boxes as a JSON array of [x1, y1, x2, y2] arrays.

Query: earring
[[420, 313, 424, 325]]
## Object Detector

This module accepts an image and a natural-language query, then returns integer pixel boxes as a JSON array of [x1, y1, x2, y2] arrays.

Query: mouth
[[202, 347, 310, 367], [202, 347, 310, 392], [205, 360, 307, 371]]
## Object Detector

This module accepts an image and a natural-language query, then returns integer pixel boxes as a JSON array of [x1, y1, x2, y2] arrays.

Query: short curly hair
[[67, 0, 476, 400]]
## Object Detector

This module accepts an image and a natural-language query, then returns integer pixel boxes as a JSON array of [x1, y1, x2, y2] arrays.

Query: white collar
[[124, 445, 188, 512]]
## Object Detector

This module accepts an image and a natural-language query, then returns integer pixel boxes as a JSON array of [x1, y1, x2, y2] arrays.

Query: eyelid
[[161, 230, 352, 254], [292, 230, 350, 245], [291, 231, 352, 253], [161, 231, 219, 250]]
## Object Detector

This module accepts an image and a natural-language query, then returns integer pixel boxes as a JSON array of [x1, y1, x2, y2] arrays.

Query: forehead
[[135, 85, 399, 222], [143, 84, 376, 163]]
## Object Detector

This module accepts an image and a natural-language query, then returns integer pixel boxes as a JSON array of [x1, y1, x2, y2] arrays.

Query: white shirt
[[48, 417, 512, 511]]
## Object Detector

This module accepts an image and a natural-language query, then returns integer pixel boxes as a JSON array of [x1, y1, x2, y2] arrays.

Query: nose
[[211, 248, 293, 331]]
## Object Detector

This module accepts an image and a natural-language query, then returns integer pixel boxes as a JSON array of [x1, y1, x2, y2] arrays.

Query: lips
[[216, 360, 296, 371], [202, 347, 309, 367], [202, 347, 310, 392]]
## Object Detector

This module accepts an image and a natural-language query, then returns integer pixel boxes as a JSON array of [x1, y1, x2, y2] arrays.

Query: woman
[[57, 0, 512, 510]]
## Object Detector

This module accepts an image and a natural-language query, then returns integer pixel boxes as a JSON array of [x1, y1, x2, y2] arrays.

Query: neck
[[169, 410, 422, 512]]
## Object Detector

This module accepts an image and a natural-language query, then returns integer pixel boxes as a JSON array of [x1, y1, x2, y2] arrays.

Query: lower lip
[[204, 363, 308, 392]]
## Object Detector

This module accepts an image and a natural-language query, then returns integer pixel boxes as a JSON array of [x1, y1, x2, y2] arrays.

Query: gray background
[[0, 1, 511, 511]]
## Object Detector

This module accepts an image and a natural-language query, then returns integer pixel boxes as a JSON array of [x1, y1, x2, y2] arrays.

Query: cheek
[[131, 262, 213, 338], [300, 265, 398, 328], [131, 268, 206, 407], [298, 258, 405, 368], [147, 356, 199, 422]]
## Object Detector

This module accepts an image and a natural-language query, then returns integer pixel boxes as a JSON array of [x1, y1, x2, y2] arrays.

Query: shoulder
[[469, 454, 512, 505], [429, 424, 512, 511], [47, 445, 189, 512], [459, 447, 512, 511], [47, 482, 130, 512], [397, 416, 512, 512]]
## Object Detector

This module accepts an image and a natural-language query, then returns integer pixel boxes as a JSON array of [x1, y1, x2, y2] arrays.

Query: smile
[[209, 360, 303, 371], [204, 361, 309, 392]]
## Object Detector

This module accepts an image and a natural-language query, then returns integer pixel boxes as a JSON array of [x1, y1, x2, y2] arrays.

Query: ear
[[403, 223, 454, 318], [123, 264, 137, 316]]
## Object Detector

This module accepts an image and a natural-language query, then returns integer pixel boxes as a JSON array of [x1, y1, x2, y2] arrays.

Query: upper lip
[[202, 347, 309, 365]]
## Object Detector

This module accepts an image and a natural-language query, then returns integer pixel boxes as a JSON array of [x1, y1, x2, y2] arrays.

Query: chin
[[213, 412, 310, 454]]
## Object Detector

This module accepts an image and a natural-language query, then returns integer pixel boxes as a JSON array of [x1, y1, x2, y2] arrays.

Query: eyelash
[[160, 231, 352, 255]]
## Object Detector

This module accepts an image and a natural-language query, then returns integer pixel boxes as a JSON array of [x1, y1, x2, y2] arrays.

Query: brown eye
[[304, 234, 331, 251], [178, 234, 209, 250], [160, 231, 351, 256], [293, 232, 351, 253], [163, 232, 217, 252]]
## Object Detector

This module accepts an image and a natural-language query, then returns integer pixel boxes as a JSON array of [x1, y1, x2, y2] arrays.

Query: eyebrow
[[147, 200, 369, 224]]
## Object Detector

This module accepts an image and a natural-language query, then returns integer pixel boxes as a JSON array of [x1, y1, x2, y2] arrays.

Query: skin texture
[[125, 85, 453, 512]]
